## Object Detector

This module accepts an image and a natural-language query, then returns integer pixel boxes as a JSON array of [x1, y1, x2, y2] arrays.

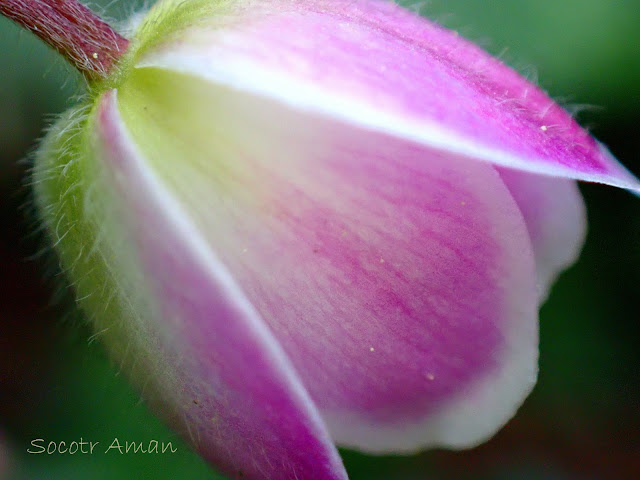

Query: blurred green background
[[1, 1, 638, 479]]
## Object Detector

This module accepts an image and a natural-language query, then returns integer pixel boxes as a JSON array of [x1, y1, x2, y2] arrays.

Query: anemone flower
[[2, 0, 638, 479]]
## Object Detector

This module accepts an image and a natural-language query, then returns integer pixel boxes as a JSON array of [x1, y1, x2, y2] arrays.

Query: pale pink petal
[[136, 0, 640, 192], [94, 90, 348, 480], [116, 69, 539, 451], [497, 169, 587, 301]]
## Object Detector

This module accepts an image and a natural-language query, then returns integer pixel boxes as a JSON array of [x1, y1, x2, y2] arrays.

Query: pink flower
[[30, 1, 639, 479]]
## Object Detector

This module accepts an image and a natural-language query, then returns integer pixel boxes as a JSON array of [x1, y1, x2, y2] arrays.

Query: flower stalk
[[0, 0, 127, 81]]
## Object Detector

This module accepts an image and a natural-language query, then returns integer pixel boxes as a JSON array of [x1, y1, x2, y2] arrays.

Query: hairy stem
[[0, 0, 129, 81]]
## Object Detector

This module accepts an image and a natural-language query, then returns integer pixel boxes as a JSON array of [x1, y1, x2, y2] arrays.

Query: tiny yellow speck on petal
[[92, 52, 98, 59], [540, 125, 548, 131], [426, 373, 435, 381], [369, 347, 375, 352], [380, 258, 385, 264]]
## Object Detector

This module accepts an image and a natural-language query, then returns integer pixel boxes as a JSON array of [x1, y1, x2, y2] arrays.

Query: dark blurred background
[[1, 1, 638, 479]]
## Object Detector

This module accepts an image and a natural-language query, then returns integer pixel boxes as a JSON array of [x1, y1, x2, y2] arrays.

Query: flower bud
[[33, 1, 640, 479]]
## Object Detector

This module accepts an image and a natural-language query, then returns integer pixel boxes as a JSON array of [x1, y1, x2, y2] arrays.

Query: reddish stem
[[0, 0, 129, 81]]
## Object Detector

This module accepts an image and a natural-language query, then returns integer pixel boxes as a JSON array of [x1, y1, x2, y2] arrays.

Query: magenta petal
[[94, 90, 347, 480], [497, 169, 587, 300], [138, 0, 640, 192], [116, 69, 540, 452]]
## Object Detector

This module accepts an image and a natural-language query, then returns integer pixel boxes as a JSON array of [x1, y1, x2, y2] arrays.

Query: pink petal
[[116, 68, 539, 451], [136, 0, 640, 192], [94, 90, 348, 480], [497, 170, 587, 301]]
